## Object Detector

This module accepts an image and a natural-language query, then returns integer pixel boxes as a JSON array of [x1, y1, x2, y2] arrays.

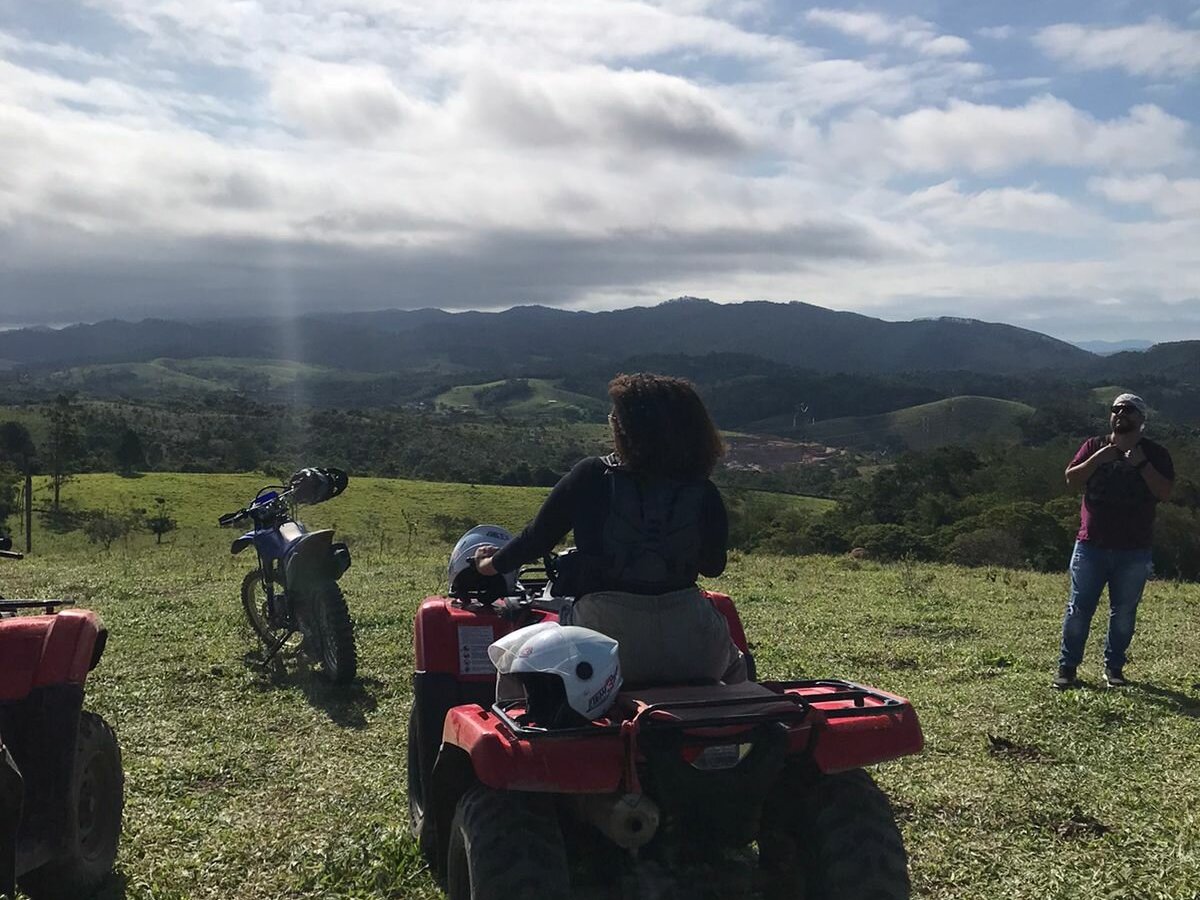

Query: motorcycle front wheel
[[304, 581, 357, 685], [241, 569, 302, 655]]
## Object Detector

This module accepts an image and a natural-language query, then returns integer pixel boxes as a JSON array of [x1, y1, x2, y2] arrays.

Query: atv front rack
[[763, 679, 911, 719], [0, 599, 75, 616]]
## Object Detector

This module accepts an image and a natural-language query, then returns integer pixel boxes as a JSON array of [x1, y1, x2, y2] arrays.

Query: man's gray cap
[[1112, 393, 1148, 416]]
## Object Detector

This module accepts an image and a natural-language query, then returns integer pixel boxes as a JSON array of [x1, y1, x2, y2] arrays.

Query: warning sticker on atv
[[457, 626, 496, 675]]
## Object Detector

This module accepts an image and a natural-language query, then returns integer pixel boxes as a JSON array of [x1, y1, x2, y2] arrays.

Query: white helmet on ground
[[489, 622, 623, 726], [448, 525, 518, 599]]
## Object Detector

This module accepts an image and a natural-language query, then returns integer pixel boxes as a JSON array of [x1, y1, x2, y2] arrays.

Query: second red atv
[[408, 556, 923, 899], [0, 537, 123, 900]]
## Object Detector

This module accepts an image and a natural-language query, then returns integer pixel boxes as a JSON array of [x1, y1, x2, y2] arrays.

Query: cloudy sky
[[1, 1, 1198, 341]]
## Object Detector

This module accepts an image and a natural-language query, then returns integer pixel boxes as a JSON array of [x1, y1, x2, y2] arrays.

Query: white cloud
[[827, 96, 1192, 174], [806, 8, 971, 57], [452, 65, 753, 157], [1088, 174, 1200, 217], [898, 180, 1094, 233], [1034, 19, 1200, 77], [270, 61, 424, 143], [0, 1, 1197, 340]]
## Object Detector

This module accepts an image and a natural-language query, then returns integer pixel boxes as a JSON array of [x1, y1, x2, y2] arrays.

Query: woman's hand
[[473, 544, 499, 576]]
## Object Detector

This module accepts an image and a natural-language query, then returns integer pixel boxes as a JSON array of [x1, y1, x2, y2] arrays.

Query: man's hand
[[1125, 444, 1147, 467], [1094, 443, 1124, 464], [1110, 431, 1140, 453]]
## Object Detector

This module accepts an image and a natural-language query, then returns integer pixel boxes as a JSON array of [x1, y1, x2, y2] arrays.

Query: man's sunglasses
[[1111, 405, 1140, 415]]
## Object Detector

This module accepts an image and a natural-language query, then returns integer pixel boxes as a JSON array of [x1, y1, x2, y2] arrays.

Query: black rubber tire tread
[[311, 581, 357, 684], [240, 568, 285, 647], [446, 784, 570, 900], [788, 768, 910, 900], [406, 706, 436, 863], [20, 711, 124, 900]]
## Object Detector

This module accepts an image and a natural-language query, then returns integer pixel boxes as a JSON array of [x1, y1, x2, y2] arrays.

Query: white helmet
[[448, 525, 518, 599], [489, 622, 623, 726]]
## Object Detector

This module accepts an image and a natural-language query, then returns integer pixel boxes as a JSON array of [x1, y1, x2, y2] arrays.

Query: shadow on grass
[[298, 675, 382, 729], [94, 870, 129, 899], [242, 650, 381, 728], [1129, 682, 1200, 718]]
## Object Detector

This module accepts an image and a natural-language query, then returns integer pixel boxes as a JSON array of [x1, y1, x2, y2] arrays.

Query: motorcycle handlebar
[[217, 509, 248, 527]]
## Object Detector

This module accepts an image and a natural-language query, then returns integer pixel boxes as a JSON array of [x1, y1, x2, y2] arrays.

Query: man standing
[[1054, 393, 1174, 689]]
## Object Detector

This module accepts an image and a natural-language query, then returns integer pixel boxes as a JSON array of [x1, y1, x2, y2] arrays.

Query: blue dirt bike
[[218, 467, 356, 684]]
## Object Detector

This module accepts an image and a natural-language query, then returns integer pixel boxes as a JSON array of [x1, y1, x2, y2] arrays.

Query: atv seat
[[615, 682, 802, 724]]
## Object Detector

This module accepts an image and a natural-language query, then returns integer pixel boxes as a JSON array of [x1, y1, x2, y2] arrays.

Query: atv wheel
[[406, 707, 436, 864], [446, 785, 570, 900], [759, 768, 909, 900], [308, 581, 356, 684], [20, 711, 124, 900]]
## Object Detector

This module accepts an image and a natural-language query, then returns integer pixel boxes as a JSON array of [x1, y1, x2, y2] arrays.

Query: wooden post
[[24, 472, 31, 554]]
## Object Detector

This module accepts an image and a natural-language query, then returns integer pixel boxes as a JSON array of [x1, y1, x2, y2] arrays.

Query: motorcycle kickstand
[[261, 630, 296, 666]]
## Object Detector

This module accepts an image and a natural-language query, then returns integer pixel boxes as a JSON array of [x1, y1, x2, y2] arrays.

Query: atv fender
[[0, 610, 107, 703], [440, 705, 625, 794]]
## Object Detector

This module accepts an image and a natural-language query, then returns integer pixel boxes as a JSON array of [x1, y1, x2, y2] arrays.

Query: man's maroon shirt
[[1071, 435, 1174, 550]]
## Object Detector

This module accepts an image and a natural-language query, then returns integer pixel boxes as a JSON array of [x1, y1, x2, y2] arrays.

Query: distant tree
[[46, 394, 82, 510], [114, 427, 147, 475], [84, 510, 129, 550], [146, 497, 177, 545], [948, 528, 1024, 569], [0, 421, 36, 547]]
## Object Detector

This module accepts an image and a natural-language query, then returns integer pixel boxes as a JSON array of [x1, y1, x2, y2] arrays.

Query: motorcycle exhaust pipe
[[571, 792, 660, 851]]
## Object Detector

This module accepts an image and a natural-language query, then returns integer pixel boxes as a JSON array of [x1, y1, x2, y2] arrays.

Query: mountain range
[[0, 298, 1100, 376]]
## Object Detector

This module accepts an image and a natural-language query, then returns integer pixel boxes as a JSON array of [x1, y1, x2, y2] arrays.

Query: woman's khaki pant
[[562, 587, 748, 686]]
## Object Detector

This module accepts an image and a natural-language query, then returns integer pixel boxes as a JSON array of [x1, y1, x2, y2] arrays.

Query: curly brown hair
[[608, 373, 725, 478]]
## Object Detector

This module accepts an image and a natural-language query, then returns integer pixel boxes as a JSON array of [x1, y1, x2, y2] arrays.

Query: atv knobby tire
[[309, 581, 356, 684], [446, 784, 570, 900], [406, 707, 436, 864], [20, 711, 123, 900], [759, 768, 909, 900]]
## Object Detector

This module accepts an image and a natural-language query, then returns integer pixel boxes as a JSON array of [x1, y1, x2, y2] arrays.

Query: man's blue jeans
[[1059, 541, 1153, 670]]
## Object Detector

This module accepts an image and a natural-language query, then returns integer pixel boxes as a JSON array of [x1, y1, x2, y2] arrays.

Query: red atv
[[0, 537, 123, 900], [408, 558, 923, 899]]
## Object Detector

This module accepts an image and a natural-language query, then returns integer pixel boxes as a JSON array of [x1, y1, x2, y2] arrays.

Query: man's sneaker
[[1052, 665, 1078, 690], [1104, 667, 1127, 687]]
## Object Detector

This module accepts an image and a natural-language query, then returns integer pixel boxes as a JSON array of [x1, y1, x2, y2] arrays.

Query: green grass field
[[434, 379, 607, 421], [5, 474, 1200, 899]]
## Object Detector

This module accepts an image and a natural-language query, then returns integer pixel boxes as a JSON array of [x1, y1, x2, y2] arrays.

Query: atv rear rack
[[490, 678, 910, 739], [0, 599, 75, 615]]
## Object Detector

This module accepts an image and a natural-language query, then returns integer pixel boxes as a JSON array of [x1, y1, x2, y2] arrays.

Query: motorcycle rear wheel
[[306, 581, 357, 685]]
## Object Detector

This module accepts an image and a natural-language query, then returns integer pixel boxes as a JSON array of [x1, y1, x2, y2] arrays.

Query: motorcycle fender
[[284, 530, 338, 585], [331, 542, 351, 578], [230, 531, 256, 555]]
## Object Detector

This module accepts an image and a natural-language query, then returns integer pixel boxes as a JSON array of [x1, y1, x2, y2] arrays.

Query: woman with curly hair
[[475, 372, 745, 684]]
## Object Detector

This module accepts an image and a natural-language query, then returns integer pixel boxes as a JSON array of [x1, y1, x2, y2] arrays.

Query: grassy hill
[[435, 378, 607, 421], [4, 473, 1199, 899], [751, 396, 1035, 451]]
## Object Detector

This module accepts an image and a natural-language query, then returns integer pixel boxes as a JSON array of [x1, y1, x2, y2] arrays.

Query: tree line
[[3, 394, 1199, 580]]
